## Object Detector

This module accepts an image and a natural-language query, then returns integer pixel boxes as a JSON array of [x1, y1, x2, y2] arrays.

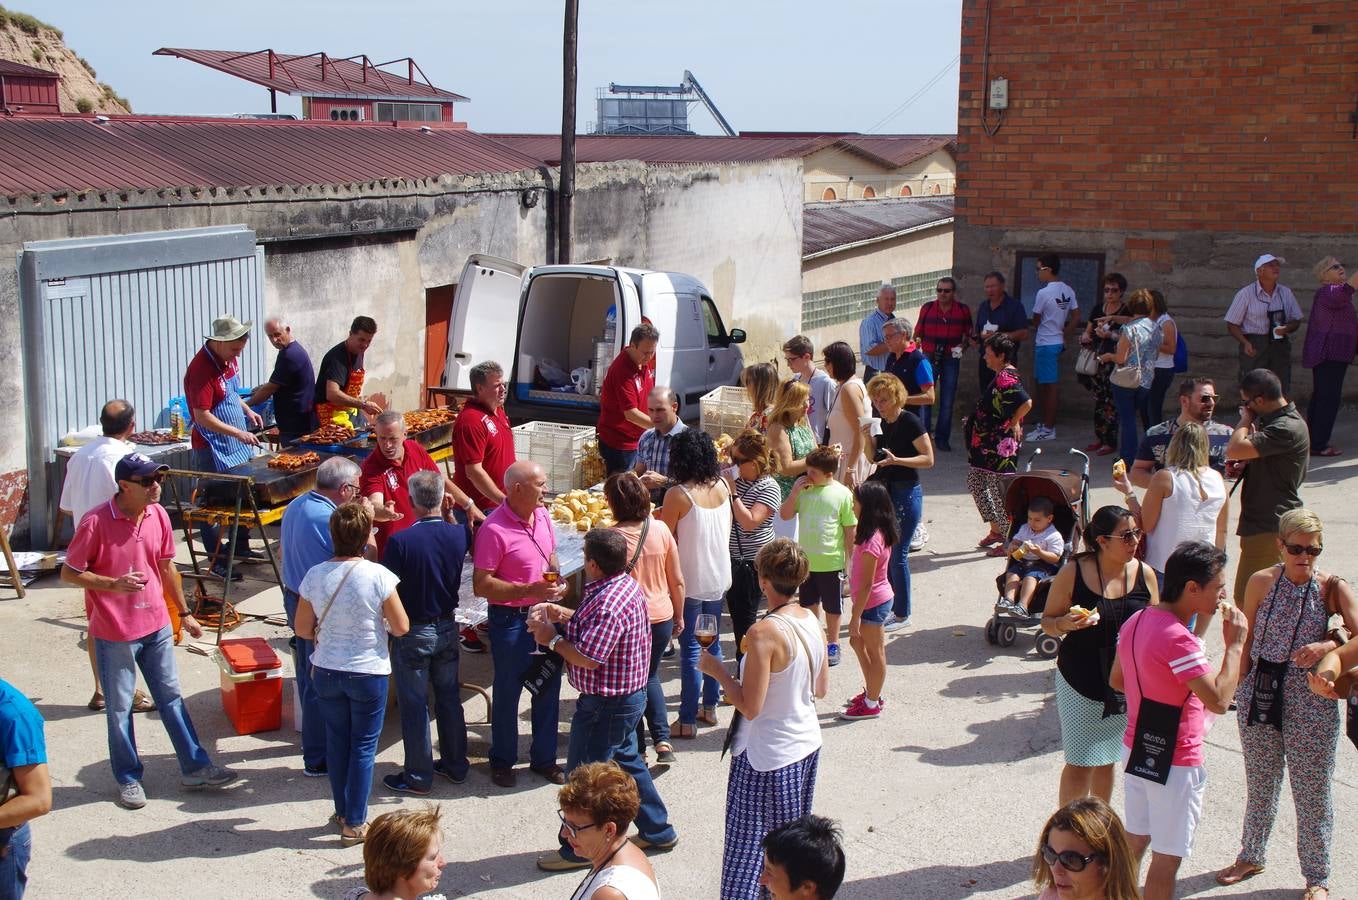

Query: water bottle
[[603, 305, 617, 343], [169, 399, 187, 439]]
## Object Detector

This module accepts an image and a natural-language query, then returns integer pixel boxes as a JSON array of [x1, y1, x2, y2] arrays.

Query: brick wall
[[956, 0, 1358, 233]]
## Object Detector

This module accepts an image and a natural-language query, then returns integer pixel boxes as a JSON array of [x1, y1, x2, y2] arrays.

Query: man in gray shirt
[[783, 335, 835, 440]]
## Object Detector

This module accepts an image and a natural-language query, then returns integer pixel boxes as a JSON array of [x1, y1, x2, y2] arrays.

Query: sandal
[[1314, 447, 1342, 457], [132, 690, 157, 713], [340, 823, 369, 847], [670, 720, 697, 739], [697, 706, 718, 725], [88, 692, 105, 711], [654, 742, 677, 764], [1303, 887, 1328, 900], [985, 545, 1009, 557], [1214, 860, 1265, 886], [977, 531, 1004, 548]]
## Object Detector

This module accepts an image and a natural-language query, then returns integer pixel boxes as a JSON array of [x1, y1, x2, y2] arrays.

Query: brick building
[[953, 0, 1358, 413]]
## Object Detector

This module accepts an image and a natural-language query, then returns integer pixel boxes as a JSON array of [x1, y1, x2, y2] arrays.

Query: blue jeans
[[312, 666, 387, 826], [887, 482, 924, 620], [921, 355, 961, 446], [559, 691, 676, 860], [488, 605, 561, 770], [283, 588, 325, 770], [1112, 384, 1147, 467], [94, 625, 212, 785], [679, 599, 723, 724], [192, 448, 246, 564], [637, 619, 674, 748], [0, 824, 31, 900], [598, 441, 638, 476], [391, 619, 469, 787]]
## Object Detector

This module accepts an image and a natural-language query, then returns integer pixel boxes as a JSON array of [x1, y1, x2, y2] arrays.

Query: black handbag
[[1246, 571, 1311, 732], [522, 650, 563, 697]]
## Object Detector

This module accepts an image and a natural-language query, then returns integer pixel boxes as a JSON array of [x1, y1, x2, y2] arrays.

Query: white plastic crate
[[699, 385, 752, 440], [512, 421, 597, 493]]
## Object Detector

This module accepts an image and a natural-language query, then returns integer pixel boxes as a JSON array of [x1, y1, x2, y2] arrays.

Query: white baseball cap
[[1253, 253, 1285, 270]]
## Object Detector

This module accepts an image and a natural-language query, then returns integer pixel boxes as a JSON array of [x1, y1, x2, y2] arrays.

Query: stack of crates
[[513, 421, 597, 493], [699, 385, 752, 441]]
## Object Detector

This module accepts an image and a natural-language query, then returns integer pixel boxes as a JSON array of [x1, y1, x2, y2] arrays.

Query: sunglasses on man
[[130, 474, 164, 487]]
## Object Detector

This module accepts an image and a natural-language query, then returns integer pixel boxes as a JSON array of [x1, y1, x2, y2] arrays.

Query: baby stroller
[[983, 448, 1090, 659]]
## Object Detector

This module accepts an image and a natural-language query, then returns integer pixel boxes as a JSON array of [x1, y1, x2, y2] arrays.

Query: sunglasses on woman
[[1041, 843, 1104, 873], [1110, 528, 1142, 544], [1283, 543, 1322, 557]]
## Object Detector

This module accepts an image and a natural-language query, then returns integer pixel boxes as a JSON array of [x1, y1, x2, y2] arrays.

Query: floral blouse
[[967, 365, 1030, 474]]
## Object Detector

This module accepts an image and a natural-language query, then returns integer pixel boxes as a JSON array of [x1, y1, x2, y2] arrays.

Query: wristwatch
[[548, 634, 564, 652]]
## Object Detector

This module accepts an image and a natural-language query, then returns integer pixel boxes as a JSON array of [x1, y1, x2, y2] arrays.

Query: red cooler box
[[216, 637, 283, 734]]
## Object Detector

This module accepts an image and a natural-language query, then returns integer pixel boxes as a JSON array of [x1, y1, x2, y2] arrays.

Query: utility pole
[[559, 0, 578, 265]]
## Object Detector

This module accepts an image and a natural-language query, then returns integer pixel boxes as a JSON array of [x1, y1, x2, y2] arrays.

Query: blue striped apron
[[193, 346, 254, 471]]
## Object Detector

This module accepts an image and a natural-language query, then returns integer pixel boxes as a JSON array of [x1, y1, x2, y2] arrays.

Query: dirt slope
[[0, 6, 130, 113]]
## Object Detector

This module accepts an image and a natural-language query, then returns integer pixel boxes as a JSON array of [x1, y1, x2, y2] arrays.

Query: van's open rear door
[[442, 255, 527, 391]]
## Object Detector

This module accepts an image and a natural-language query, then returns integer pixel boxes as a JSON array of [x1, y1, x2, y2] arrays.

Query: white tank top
[[675, 483, 733, 600], [574, 863, 661, 900], [1154, 314, 1175, 368], [733, 611, 824, 771], [1144, 466, 1226, 573]]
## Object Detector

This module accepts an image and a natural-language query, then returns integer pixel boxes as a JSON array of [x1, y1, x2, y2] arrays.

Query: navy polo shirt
[[381, 516, 469, 622], [269, 340, 318, 438]]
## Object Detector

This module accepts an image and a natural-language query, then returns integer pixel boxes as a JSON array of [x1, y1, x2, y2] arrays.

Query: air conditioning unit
[[329, 108, 364, 122]]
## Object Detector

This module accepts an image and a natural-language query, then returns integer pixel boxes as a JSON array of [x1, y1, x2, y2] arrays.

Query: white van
[[441, 255, 746, 422]]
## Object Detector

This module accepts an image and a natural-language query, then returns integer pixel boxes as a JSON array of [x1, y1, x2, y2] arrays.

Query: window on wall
[[1014, 251, 1105, 317], [900, 185, 913, 196], [928, 182, 942, 195], [821, 187, 837, 201], [374, 101, 443, 122], [862, 186, 877, 199]]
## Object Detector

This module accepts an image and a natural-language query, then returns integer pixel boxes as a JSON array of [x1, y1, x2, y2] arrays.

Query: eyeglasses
[[1036, 265, 1051, 272], [557, 809, 603, 840], [1283, 543, 1322, 557], [131, 474, 164, 486], [935, 287, 955, 294], [1197, 395, 1217, 404], [1329, 263, 1344, 271], [1040, 844, 1104, 873], [342, 482, 361, 493], [1110, 528, 1143, 544]]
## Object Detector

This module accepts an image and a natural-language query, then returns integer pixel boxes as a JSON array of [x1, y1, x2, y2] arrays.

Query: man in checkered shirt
[[529, 528, 679, 871]]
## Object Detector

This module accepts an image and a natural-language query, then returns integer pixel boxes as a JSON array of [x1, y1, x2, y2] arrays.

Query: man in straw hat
[[183, 314, 264, 580]]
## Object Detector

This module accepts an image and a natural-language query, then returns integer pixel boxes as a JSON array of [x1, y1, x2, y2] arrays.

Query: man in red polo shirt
[[453, 360, 515, 512], [597, 323, 659, 475], [362, 410, 483, 558]]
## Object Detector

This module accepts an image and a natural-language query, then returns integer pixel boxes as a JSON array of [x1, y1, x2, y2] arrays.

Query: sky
[[25, 0, 963, 135]]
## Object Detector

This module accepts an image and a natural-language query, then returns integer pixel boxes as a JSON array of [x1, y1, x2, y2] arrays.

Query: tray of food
[[129, 430, 184, 446], [291, 424, 373, 457], [550, 489, 617, 532], [267, 450, 321, 471]]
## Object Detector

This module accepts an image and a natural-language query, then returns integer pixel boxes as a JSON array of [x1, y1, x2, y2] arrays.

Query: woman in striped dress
[[700, 538, 828, 900]]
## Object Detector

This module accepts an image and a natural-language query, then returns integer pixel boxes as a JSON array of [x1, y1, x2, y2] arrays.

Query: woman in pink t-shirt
[[840, 481, 897, 721]]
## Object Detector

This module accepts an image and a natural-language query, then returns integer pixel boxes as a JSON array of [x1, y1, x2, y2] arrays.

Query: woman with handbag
[[661, 430, 733, 738], [1215, 508, 1358, 900], [1041, 505, 1157, 807], [1078, 273, 1128, 457], [295, 501, 410, 846], [966, 334, 1032, 554], [722, 431, 782, 663], [1100, 289, 1161, 468], [699, 538, 828, 900], [605, 472, 685, 766]]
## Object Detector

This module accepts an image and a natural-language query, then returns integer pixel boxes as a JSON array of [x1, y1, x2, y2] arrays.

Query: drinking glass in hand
[[532, 567, 561, 655], [695, 613, 719, 649]]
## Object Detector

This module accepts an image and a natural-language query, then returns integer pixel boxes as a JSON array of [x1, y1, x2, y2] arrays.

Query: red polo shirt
[[597, 351, 655, 450], [452, 400, 515, 511], [184, 345, 236, 451], [360, 439, 438, 557]]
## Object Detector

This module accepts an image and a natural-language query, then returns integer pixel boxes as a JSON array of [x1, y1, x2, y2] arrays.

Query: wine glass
[[694, 613, 719, 650], [531, 566, 561, 655]]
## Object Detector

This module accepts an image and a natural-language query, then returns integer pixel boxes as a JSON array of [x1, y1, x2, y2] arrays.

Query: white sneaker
[[118, 780, 147, 809], [884, 615, 911, 632], [1029, 426, 1053, 442], [910, 524, 929, 552]]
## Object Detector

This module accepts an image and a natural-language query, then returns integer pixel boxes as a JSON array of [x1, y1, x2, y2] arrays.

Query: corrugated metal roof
[[802, 196, 955, 257], [0, 59, 58, 78], [484, 133, 834, 165], [0, 116, 541, 195], [742, 132, 956, 168], [154, 48, 469, 102]]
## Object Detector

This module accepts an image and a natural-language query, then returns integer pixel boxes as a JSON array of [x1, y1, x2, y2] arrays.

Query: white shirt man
[[60, 400, 136, 524], [1223, 253, 1304, 394]]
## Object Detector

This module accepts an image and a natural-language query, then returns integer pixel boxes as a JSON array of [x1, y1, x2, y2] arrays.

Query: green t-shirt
[[795, 480, 857, 572]]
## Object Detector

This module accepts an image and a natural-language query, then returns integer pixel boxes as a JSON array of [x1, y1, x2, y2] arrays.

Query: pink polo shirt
[[472, 502, 555, 607], [66, 499, 175, 642]]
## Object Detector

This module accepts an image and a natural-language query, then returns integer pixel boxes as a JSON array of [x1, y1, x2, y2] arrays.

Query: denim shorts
[[860, 599, 892, 625], [799, 570, 842, 615], [1005, 559, 1059, 580], [1034, 344, 1063, 384]]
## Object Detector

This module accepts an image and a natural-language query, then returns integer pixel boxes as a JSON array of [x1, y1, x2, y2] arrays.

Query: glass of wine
[[532, 566, 561, 655], [694, 613, 719, 650]]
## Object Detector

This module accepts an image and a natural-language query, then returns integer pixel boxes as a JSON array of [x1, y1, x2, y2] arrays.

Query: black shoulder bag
[[1246, 570, 1311, 732], [1124, 612, 1187, 785]]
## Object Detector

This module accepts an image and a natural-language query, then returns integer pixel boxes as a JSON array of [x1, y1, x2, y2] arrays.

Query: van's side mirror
[[729, 328, 746, 344]]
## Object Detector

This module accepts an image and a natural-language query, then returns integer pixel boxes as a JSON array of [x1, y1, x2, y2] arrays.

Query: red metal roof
[[0, 59, 59, 78], [154, 48, 469, 102], [0, 115, 540, 195], [484, 133, 835, 165]]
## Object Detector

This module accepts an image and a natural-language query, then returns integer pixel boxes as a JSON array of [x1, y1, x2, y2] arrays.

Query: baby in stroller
[[996, 496, 1066, 617]]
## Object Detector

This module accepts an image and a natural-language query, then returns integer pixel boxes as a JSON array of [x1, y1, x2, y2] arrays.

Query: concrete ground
[[6, 410, 1357, 899]]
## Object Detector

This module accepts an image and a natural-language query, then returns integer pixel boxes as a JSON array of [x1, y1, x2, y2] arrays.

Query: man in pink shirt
[[61, 453, 238, 810], [472, 460, 567, 788], [1110, 541, 1248, 900]]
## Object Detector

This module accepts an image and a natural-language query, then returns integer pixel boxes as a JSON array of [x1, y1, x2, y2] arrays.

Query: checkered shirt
[[636, 421, 687, 478], [565, 572, 650, 696]]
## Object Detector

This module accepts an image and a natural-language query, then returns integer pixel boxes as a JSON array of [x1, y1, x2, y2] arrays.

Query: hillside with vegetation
[[0, 5, 130, 114]]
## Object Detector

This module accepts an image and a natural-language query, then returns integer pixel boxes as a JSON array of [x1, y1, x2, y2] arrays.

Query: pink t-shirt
[[66, 500, 175, 642], [1119, 607, 1211, 767], [848, 530, 893, 612], [472, 503, 556, 607]]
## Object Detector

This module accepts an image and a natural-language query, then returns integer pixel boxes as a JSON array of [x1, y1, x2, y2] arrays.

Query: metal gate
[[18, 225, 265, 546]]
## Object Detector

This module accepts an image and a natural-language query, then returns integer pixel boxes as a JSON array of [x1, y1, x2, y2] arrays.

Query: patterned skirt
[[721, 749, 820, 900], [1055, 669, 1126, 767]]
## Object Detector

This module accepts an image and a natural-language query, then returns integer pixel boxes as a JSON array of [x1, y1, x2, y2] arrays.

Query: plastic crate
[[512, 421, 597, 493], [699, 385, 752, 441]]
